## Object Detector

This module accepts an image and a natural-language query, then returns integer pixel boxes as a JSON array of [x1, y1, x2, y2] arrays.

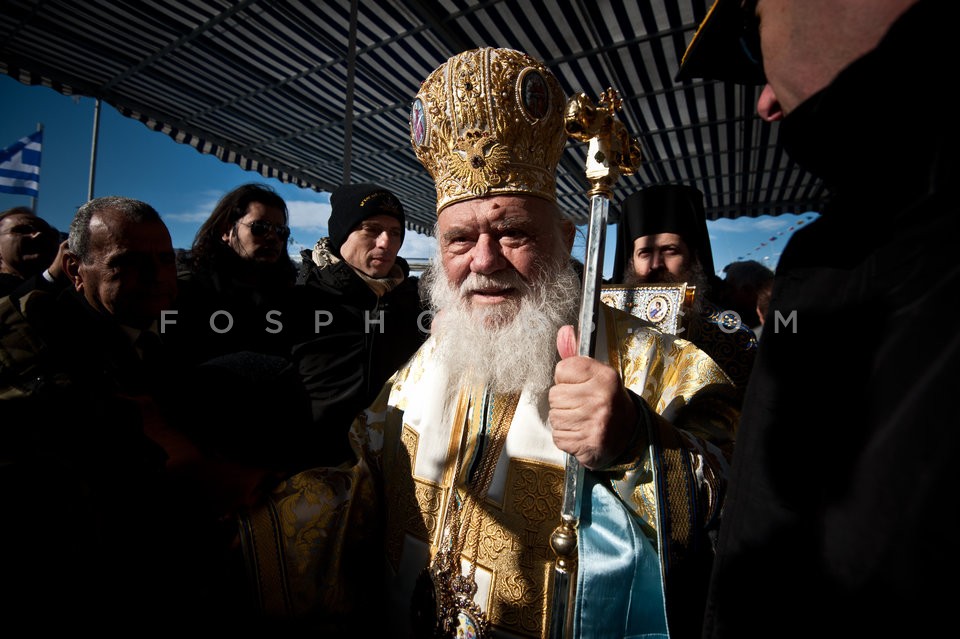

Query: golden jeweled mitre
[[410, 47, 567, 213]]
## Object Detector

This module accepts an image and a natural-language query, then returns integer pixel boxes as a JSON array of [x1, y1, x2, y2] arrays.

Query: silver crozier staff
[[548, 88, 641, 639]]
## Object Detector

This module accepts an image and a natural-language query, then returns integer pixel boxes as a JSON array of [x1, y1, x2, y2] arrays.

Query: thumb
[[556, 324, 578, 360]]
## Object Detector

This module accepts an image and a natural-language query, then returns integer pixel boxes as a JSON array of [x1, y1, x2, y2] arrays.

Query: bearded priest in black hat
[[241, 47, 740, 639], [613, 183, 758, 391]]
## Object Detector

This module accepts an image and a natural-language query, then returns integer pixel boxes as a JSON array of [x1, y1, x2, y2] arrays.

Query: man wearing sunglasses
[[234, 218, 290, 252], [175, 182, 300, 364], [677, 1, 957, 636]]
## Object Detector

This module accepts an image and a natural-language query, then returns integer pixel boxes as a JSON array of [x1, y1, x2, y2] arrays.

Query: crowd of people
[[1, 0, 953, 636], [0, 184, 430, 630]]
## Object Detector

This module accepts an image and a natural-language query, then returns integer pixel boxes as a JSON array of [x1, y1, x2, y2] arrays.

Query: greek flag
[[0, 130, 42, 197]]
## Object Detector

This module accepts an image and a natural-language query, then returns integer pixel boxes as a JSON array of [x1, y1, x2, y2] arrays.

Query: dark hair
[[68, 196, 163, 263], [722, 259, 774, 290], [757, 281, 773, 319], [191, 183, 288, 265], [0, 205, 36, 221], [720, 259, 775, 325]]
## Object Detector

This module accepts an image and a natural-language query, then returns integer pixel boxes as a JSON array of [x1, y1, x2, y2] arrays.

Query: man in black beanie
[[294, 183, 428, 465], [324, 183, 406, 277], [612, 183, 757, 391]]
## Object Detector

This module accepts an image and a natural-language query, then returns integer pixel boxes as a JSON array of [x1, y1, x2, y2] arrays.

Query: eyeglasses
[[237, 220, 291, 240]]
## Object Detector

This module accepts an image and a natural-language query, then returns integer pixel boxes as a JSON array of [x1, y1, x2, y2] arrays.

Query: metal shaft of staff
[[549, 87, 640, 639], [548, 193, 608, 639]]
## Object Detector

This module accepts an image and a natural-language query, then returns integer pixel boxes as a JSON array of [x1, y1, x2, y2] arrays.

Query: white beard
[[423, 256, 580, 396]]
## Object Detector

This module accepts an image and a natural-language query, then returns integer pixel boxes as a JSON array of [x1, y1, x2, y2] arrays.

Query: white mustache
[[459, 271, 527, 296]]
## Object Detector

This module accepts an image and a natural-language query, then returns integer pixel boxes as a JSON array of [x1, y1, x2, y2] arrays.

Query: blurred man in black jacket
[[0, 196, 215, 630], [295, 183, 428, 465], [677, 1, 959, 636]]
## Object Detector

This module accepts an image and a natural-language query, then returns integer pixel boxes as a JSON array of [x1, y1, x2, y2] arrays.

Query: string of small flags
[[735, 213, 819, 261]]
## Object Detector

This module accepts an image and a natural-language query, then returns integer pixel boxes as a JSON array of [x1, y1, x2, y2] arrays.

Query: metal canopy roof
[[0, 0, 827, 235]]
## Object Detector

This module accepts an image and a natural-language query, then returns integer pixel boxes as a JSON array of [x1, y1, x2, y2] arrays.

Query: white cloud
[[399, 230, 437, 261], [286, 199, 331, 252], [288, 198, 331, 234], [164, 193, 221, 223], [164, 210, 213, 223]]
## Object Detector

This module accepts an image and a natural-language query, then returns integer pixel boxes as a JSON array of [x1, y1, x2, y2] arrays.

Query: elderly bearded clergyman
[[240, 47, 740, 639]]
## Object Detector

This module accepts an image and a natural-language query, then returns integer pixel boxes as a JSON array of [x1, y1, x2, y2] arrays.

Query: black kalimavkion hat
[[612, 184, 715, 284]]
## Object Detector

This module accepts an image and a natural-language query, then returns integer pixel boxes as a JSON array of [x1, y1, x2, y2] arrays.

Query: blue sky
[[1, 74, 814, 278]]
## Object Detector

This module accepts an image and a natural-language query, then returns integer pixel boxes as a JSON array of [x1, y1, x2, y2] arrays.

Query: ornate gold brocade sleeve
[[598, 304, 740, 544], [236, 362, 415, 630]]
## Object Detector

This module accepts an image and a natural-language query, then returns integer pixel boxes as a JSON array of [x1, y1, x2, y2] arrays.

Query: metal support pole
[[87, 98, 102, 201]]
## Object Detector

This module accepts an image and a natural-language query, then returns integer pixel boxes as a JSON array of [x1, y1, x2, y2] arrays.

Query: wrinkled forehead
[[439, 194, 558, 230], [89, 211, 172, 254], [0, 213, 44, 230]]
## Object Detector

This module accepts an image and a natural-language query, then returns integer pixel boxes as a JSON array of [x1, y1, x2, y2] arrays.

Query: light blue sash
[[573, 471, 669, 638]]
